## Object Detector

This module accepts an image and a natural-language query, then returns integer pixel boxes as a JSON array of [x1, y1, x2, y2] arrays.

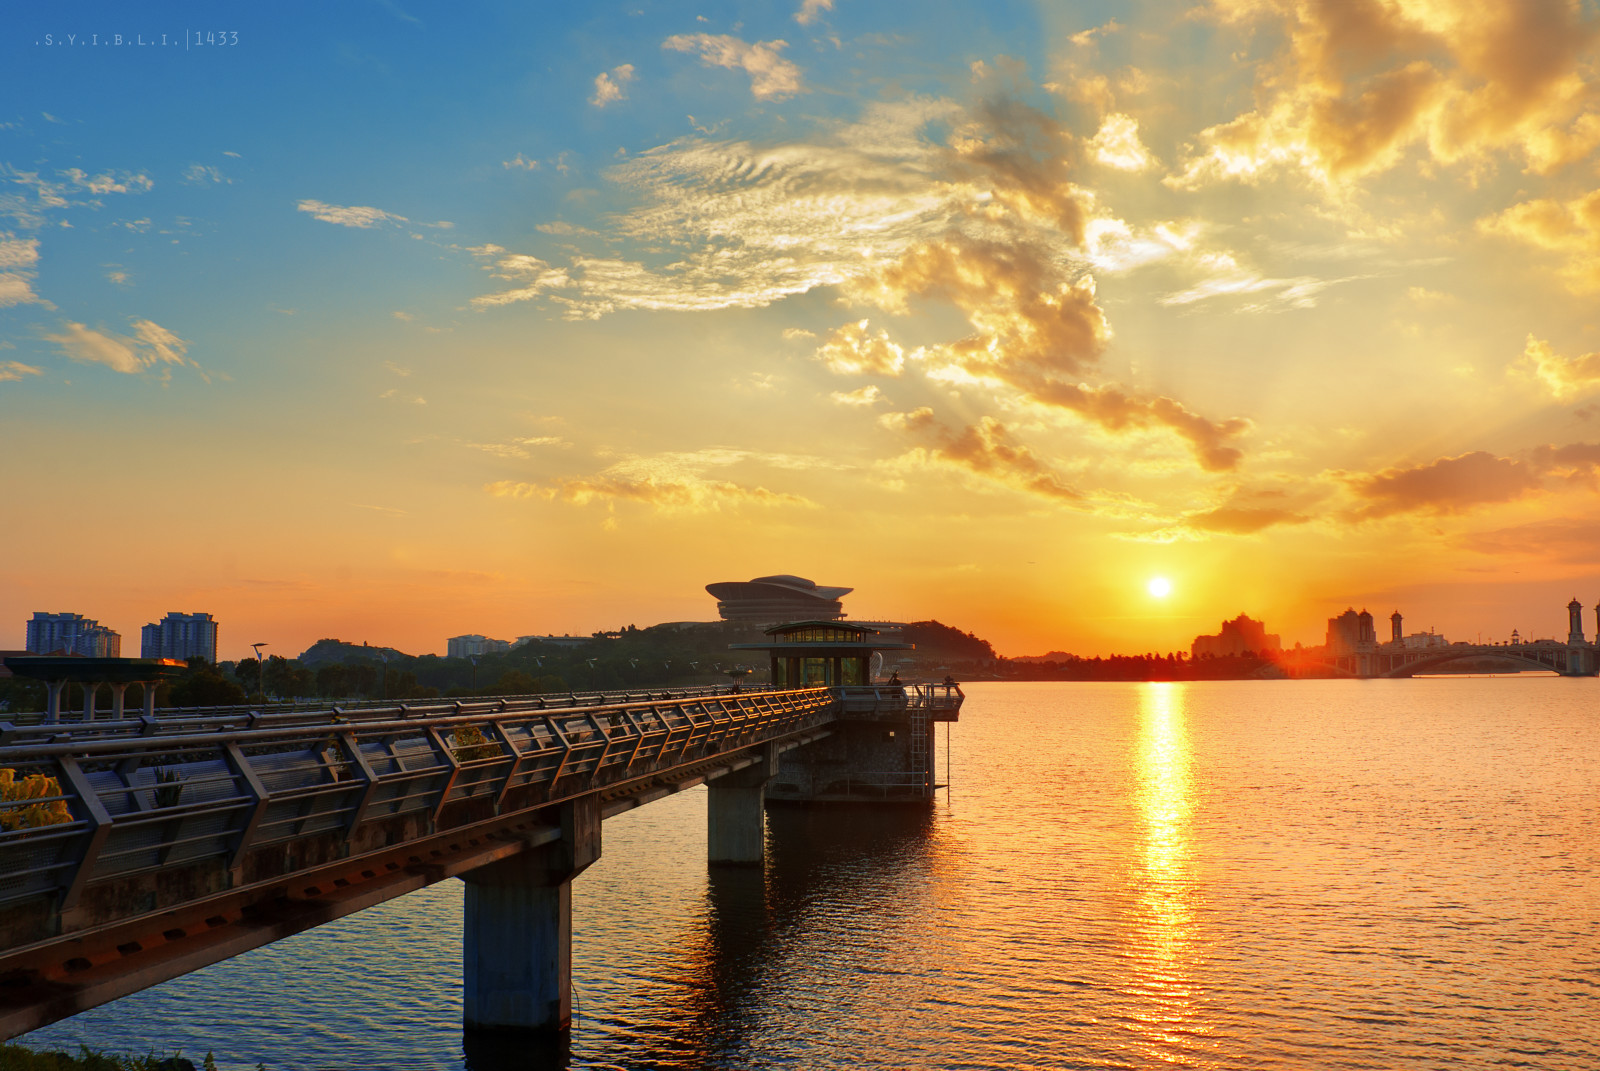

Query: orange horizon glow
[[5, 4, 1600, 663]]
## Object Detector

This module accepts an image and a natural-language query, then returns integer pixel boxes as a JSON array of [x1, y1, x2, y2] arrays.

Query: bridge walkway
[[0, 684, 838, 1038]]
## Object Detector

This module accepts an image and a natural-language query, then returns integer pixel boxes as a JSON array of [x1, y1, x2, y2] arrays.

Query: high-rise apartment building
[[447, 634, 511, 658], [141, 612, 219, 662], [25, 612, 121, 657]]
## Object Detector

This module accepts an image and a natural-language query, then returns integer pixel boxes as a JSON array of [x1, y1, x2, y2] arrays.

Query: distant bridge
[[0, 682, 961, 1040], [1287, 641, 1598, 678]]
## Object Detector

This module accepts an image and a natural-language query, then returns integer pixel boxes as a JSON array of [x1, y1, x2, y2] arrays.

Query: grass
[[0, 1045, 243, 1070]]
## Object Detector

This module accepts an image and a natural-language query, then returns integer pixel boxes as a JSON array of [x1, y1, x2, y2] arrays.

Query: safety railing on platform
[[0, 686, 835, 918], [833, 682, 963, 717]]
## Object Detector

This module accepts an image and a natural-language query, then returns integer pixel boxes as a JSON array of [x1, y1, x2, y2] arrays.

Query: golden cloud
[[880, 407, 1083, 501], [1343, 450, 1543, 517], [662, 34, 804, 100], [1479, 189, 1600, 292], [487, 448, 832, 514], [1173, 0, 1600, 189], [814, 319, 905, 376], [1514, 334, 1600, 399], [44, 318, 194, 376]]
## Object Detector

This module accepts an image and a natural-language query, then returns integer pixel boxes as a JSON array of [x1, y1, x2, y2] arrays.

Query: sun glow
[[1147, 576, 1172, 598]]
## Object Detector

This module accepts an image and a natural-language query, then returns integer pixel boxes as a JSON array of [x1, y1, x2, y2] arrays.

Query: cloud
[[591, 64, 636, 108], [1086, 113, 1155, 171], [468, 249, 575, 307], [0, 232, 40, 271], [61, 168, 153, 195], [471, 97, 963, 314], [1170, 0, 1600, 190], [880, 407, 1083, 501], [1160, 254, 1348, 310], [488, 447, 837, 516], [296, 199, 408, 228], [814, 319, 905, 375], [1343, 451, 1544, 518], [795, 0, 834, 25], [831, 384, 884, 407], [1184, 505, 1307, 534], [1030, 381, 1252, 473], [663, 33, 804, 100], [1135, 497, 1314, 542], [44, 318, 193, 375], [467, 85, 1247, 474], [503, 154, 540, 171], [1460, 517, 1598, 562], [181, 164, 229, 186], [0, 360, 42, 383], [1514, 334, 1600, 400], [1479, 189, 1600, 292], [0, 232, 45, 307], [489, 474, 814, 512]]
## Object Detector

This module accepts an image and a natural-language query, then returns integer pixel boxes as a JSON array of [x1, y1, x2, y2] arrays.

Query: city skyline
[[5, 2, 1600, 660]]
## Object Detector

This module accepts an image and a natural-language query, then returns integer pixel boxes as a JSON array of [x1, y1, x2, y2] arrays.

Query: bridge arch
[[1378, 649, 1565, 678]]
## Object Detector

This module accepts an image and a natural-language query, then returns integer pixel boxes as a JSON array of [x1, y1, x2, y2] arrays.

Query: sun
[[1147, 576, 1173, 598]]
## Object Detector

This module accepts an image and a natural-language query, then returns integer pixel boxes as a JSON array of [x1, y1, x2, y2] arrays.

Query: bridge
[[0, 679, 961, 1041], [1287, 640, 1598, 678], [1288, 598, 1600, 678]]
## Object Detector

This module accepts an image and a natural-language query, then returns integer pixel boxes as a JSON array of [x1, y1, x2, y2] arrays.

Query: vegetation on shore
[[0, 1044, 237, 1071]]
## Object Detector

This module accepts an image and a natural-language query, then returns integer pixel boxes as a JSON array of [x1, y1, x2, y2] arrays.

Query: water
[[17, 679, 1600, 1069]]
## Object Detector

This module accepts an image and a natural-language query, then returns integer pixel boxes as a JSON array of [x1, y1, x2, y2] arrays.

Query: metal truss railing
[[0, 683, 783, 735], [0, 686, 835, 921]]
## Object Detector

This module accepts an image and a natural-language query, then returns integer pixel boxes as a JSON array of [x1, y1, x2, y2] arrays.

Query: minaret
[[1568, 597, 1585, 645], [1390, 611, 1402, 644]]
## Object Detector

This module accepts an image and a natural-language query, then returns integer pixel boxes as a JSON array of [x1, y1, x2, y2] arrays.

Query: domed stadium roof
[[705, 575, 853, 623]]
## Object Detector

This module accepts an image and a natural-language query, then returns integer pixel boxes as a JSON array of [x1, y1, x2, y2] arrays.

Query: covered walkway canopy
[[729, 620, 911, 688], [3, 656, 188, 722]]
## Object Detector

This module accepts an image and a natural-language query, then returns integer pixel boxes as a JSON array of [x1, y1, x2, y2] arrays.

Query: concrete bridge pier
[[461, 797, 601, 1035], [707, 745, 779, 865]]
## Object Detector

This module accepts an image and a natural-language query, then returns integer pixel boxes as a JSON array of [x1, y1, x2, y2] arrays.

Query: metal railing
[[0, 683, 781, 733], [0, 686, 835, 921], [834, 682, 963, 716]]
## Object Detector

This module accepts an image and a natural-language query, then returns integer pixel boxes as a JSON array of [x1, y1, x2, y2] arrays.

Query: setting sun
[[1148, 577, 1173, 599]]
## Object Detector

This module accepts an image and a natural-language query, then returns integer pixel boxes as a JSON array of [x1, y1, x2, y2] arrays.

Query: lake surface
[[18, 679, 1600, 1069]]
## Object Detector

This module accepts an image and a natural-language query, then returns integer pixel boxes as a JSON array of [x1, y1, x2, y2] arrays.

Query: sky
[[4, 0, 1600, 660]]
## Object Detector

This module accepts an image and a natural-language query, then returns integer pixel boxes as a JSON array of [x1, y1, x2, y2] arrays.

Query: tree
[[168, 665, 247, 707]]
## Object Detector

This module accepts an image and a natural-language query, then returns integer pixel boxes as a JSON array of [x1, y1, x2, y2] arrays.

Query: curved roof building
[[705, 574, 852, 624]]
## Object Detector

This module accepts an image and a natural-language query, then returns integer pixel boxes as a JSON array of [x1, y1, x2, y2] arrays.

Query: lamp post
[[250, 642, 267, 701], [470, 655, 479, 692], [379, 650, 389, 701]]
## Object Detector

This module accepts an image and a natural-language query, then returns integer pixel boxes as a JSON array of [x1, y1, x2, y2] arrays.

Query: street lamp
[[250, 642, 267, 701], [379, 649, 390, 701], [469, 655, 479, 692]]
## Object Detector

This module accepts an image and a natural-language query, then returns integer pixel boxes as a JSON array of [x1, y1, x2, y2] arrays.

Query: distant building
[[1191, 614, 1281, 659], [1326, 608, 1377, 655], [447, 634, 511, 659], [516, 634, 592, 649], [705, 575, 852, 624], [1400, 631, 1449, 650], [141, 612, 218, 663], [78, 625, 122, 657], [25, 612, 121, 657]]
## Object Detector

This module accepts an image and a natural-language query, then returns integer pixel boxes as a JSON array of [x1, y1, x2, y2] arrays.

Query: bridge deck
[[0, 685, 840, 1037]]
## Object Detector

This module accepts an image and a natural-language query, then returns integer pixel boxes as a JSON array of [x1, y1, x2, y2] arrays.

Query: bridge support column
[[707, 745, 778, 866], [461, 797, 600, 1035]]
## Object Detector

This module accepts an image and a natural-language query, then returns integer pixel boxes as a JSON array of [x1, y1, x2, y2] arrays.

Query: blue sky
[[6, 1, 1600, 658]]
